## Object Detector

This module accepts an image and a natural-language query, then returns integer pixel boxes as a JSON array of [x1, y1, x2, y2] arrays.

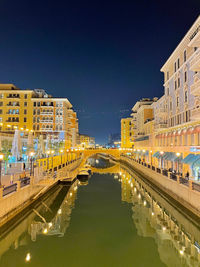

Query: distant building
[[0, 84, 79, 148], [79, 134, 95, 148], [108, 133, 121, 147], [121, 118, 134, 148]]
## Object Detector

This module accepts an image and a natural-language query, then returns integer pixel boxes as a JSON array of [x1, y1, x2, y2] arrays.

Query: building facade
[[79, 134, 95, 148], [0, 84, 79, 149], [121, 118, 134, 148], [128, 16, 200, 180]]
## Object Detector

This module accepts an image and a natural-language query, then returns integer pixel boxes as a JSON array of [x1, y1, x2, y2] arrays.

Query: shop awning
[[153, 151, 160, 158], [192, 157, 200, 168], [164, 152, 177, 161], [181, 154, 200, 164]]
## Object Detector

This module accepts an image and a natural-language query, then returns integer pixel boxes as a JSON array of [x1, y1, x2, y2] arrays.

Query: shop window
[[191, 134, 195, 145]]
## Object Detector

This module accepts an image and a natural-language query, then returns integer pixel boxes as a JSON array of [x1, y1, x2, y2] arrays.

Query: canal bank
[[119, 155, 200, 220], [0, 157, 83, 229], [0, 167, 199, 267]]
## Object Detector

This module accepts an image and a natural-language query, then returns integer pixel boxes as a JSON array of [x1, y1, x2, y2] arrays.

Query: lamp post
[[150, 150, 152, 165], [60, 149, 63, 165], [29, 152, 34, 176], [51, 150, 54, 171], [0, 154, 4, 187], [176, 152, 181, 174], [160, 151, 164, 169], [47, 150, 50, 170]]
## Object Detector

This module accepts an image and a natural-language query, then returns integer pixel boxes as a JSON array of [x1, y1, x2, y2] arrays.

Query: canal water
[[0, 163, 199, 267]]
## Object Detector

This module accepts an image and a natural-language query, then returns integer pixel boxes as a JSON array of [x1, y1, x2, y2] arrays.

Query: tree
[[1, 139, 12, 174]]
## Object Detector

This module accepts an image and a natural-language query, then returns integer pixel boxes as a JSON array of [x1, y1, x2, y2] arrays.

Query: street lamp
[[176, 152, 181, 174], [160, 151, 164, 169], [29, 152, 34, 176], [60, 149, 64, 165], [0, 153, 4, 187]]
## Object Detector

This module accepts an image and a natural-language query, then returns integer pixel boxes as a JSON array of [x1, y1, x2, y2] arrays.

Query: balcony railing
[[190, 49, 200, 71], [40, 112, 54, 115], [40, 120, 53, 123], [191, 72, 200, 96], [191, 106, 200, 120]]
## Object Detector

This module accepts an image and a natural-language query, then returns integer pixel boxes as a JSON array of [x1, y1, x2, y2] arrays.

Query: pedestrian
[[186, 171, 189, 179], [10, 175, 13, 184]]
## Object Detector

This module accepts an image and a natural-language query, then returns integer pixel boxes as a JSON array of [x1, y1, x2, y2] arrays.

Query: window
[[184, 71, 187, 82], [34, 102, 36, 107], [24, 118, 27, 122], [184, 50, 187, 62], [170, 101, 172, 111], [24, 102, 27, 107], [24, 109, 27, 115], [185, 91, 188, 102], [194, 47, 198, 52], [191, 134, 195, 145], [177, 97, 179, 107], [0, 102, 3, 106], [174, 80, 177, 90], [0, 110, 2, 114], [24, 94, 27, 99], [174, 62, 177, 72], [178, 77, 180, 87], [37, 125, 39, 130], [0, 94, 3, 99], [177, 58, 180, 69], [37, 102, 40, 107]]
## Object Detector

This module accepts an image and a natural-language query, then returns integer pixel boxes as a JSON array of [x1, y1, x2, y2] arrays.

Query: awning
[[192, 157, 200, 168], [181, 154, 200, 164], [153, 151, 160, 158], [164, 152, 177, 161]]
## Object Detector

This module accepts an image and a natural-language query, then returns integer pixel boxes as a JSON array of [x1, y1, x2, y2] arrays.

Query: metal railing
[[3, 183, 17, 197], [192, 182, 200, 192], [170, 173, 177, 181], [20, 177, 30, 188], [180, 177, 189, 187]]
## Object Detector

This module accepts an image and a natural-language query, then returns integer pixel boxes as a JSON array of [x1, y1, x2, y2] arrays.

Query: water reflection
[[118, 167, 200, 267], [0, 180, 80, 264]]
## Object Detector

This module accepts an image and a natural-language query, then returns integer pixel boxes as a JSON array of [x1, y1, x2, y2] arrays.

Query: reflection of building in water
[[121, 172, 133, 203], [30, 180, 79, 241], [119, 168, 200, 267]]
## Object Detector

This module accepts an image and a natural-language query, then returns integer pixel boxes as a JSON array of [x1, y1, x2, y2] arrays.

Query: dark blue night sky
[[0, 0, 200, 144]]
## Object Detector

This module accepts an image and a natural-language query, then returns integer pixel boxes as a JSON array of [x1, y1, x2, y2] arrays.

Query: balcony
[[41, 103, 54, 107], [191, 72, 200, 96], [155, 122, 167, 130], [40, 112, 54, 115], [190, 49, 200, 71], [191, 106, 200, 120], [7, 103, 20, 107], [7, 95, 20, 99], [40, 120, 53, 123], [188, 26, 200, 48]]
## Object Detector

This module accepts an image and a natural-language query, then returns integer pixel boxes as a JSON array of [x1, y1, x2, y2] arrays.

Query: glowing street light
[[0, 153, 4, 187]]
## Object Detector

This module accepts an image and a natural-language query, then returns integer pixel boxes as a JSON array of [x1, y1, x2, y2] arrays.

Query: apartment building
[[121, 118, 134, 148], [79, 134, 95, 148], [129, 16, 200, 180], [0, 84, 79, 148]]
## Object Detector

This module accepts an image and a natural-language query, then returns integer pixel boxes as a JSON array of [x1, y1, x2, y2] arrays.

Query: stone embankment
[[120, 155, 200, 219], [0, 157, 83, 228]]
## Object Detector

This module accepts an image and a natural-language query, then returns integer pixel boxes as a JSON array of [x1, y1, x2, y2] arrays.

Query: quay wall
[[120, 156, 200, 218], [0, 157, 83, 228]]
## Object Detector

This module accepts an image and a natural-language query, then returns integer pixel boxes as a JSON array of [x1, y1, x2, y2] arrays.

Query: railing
[[180, 177, 189, 187], [121, 155, 200, 195], [192, 182, 200, 192], [162, 169, 168, 177], [3, 183, 17, 197], [40, 112, 54, 115], [170, 173, 177, 181], [20, 177, 30, 188], [156, 168, 161, 174]]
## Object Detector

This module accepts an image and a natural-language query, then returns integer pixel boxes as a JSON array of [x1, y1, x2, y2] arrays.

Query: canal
[[0, 162, 199, 267]]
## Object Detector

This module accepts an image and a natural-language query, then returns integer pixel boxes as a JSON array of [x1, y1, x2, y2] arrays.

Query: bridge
[[82, 148, 131, 162], [90, 163, 120, 174]]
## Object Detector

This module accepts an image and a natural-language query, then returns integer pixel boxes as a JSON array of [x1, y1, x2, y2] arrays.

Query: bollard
[[0, 187, 3, 199], [16, 180, 21, 192], [189, 180, 193, 190]]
